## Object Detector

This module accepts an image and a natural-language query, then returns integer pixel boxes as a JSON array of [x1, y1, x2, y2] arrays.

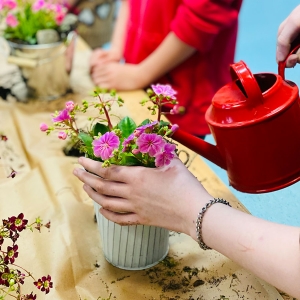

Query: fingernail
[[73, 168, 79, 176], [78, 157, 83, 163]]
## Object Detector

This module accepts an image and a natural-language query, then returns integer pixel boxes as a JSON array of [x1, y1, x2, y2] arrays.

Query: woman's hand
[[277, 5, 300, 67], [73, 157, 212, 238]]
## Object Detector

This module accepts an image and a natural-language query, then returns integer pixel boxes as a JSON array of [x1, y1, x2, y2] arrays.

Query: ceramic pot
[[94, 202, 169, 270]]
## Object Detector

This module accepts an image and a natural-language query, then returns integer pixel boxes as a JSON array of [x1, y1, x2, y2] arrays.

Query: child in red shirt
[[90, 0, 243, 136]]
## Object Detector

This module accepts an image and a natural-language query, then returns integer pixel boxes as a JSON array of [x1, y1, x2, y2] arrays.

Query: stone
[[36, 29, 60, 45]]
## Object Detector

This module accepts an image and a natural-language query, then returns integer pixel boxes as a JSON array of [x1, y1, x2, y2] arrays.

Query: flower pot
[[93, 202, 169, 270], [6, 31, 76, 101]]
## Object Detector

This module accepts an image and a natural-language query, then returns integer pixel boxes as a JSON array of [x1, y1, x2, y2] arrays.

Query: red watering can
[[172, 42, 300, 193]]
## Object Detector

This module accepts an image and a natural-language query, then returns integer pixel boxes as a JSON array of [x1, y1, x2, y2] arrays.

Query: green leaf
[[78, 132, 95, 157], [78, 132, 93, 147], [93, 123, 109, 136], [117, 117, 136, 138], [123, 156, 143, 166], [138, 119, 151, 126], [159, 120, 170, 127]]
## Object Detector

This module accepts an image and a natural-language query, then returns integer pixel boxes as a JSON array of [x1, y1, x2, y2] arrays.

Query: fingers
[[73, 168, 129, 199], [100, 208, 141, 226], [75, 157, 133, 183], [276, 5, 300, 62], [84, 184, 134, 213]]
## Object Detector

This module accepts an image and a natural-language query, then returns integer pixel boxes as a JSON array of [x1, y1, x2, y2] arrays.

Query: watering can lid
[[206, 60, 298, 127]]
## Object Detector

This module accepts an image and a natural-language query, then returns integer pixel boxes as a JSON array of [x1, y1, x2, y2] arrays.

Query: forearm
[[110, 0, 129, 57], [197, 203, 300, 298], [138, 32, 196, 85]]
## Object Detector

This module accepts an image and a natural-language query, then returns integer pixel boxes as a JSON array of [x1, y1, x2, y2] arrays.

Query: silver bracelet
[[196, 198, 231, 250]]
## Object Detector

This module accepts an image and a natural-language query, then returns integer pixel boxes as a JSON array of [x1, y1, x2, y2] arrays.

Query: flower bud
[[58, 131, 67, 140], [39, 123, 49, 132], [65, 101, 75, 111]]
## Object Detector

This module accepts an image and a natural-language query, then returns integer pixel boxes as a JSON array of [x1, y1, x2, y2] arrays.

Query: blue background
[[204, 0, 300, 226]]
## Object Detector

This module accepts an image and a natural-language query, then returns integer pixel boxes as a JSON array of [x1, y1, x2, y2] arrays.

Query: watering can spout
[[172, 129, 227, 170]]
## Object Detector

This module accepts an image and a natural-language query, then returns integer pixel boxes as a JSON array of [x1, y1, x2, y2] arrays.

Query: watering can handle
[[230, 60, 264, 107], [278, 35, 300, 80]]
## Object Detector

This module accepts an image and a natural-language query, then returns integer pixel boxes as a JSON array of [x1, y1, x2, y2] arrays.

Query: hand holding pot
[[277, 5, 300, 67], [73, 156, 211, 238]]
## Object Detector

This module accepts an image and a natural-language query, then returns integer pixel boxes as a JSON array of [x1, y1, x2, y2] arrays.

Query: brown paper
[[0, 37, 291, 300]]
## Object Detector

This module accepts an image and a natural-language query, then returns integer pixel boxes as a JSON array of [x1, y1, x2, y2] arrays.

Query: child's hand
[[90, 48, 122, 70], [90, 62, 146, 91]]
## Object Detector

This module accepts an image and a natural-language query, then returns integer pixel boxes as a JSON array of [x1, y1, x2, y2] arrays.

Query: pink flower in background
[[65, 101, 75, 111], [151, 84, 177, 99], [93, 132, 120, 160], [1, 0, 17, 9], [5, 14, 18, 27], [155, 143, 176, 167], [52, 109, 71, 122], [136, 133, 165, 157], [39, 123, 48, 132], [55, 11, 65, 25], [32, 0, 45, 11], [58, 131, 67, 140]]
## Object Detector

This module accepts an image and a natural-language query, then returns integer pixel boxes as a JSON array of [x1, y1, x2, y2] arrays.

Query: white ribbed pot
[[94, 202, 169, 270]]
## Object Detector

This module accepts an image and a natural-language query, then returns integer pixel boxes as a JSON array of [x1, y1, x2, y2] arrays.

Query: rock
[[36, 29, 60, 45], [60, 13, 78, 33]]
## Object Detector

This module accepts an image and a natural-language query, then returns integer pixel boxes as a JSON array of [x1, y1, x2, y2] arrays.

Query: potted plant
[[0, 0, 78, 101], [40, 84, 182, 270]]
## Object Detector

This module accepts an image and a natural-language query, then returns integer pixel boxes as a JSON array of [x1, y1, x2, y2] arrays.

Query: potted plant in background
[[0, 0, 78, 101], [40, 84, 183, 270]]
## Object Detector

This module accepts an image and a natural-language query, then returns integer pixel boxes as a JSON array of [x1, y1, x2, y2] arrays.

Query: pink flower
[[58, 131, 67, 140], [5, 14, 18, 27], [52, 109, 71, 122], [65, 101, 75, 111], [39, 123, 48, 132], [122, 134, 135, 152], [151, 84, 177, 99], [136, 133, 165, 157], [92, 132, 120, 160], [32, 0, 45, 11], [2, 0, 17, 9], [55, 11, 65, 25], [134, 121, 158, 137], [155, 143, 176, 167]]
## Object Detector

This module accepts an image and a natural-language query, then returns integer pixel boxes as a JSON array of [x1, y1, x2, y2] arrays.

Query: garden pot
[[94, 202, 169, 270], [6, 31, 76, 101]]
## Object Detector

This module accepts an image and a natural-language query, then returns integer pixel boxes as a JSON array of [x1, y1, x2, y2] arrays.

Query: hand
[[73, 157, 212, 238], [90, 48, 122, 70], [277, 5, 300, 67], [90, 62, 146, 90]]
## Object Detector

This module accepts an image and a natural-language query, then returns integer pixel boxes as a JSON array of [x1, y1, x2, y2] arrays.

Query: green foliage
[[1, 0, 67, 44], [117, 117, 136, 138]]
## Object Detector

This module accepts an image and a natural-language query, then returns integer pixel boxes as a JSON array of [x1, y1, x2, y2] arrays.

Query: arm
[[73, 157, 300, 299], [90, 0, 241, 89], [277, 5, 300, 67], [90, 0, 129, 68]]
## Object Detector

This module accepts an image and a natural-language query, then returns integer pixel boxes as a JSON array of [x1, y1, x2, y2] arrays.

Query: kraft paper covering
[[0, 38, 287, 300]]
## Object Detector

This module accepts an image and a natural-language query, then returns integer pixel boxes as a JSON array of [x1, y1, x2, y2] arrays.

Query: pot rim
[[7, 40, 63, 50]]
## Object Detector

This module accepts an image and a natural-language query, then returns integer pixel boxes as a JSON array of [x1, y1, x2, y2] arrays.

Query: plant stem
[[97, 94, 113, 130]]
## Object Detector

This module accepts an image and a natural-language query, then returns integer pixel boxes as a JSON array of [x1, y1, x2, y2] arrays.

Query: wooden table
[[0, 37, 287, 300]]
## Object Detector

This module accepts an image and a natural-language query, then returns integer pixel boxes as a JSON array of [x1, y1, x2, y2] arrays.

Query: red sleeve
[[171, 0, 242, 52]]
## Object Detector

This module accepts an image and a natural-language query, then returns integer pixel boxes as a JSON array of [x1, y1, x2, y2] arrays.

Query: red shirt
[[123, 0, 243, 136]]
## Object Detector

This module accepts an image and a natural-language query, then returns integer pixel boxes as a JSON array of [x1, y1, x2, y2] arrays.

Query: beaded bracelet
[[196, 198, 231, 250]]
